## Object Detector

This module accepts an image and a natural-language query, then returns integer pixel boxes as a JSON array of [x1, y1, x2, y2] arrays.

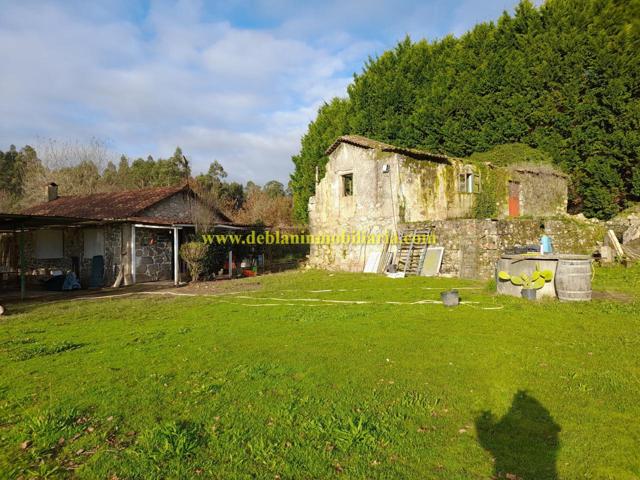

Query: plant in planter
[[179, 241, 209, 282], [498, 265, 553, 300]]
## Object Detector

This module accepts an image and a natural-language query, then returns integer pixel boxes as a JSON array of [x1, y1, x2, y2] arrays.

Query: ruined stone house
[[308, 135, 602, 278]]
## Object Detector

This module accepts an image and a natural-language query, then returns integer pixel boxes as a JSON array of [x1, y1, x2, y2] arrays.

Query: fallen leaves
[[417, 425, 436, 433], [458, 424, 472, 434]]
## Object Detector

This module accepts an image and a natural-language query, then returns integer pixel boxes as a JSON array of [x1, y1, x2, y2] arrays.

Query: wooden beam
[[607, 230, 624, 259]]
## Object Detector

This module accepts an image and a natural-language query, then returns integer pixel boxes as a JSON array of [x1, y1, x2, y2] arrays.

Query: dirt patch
[[176, 277, 264, 296], [591, 290, 635, 302], [0, 278, 267, 313]]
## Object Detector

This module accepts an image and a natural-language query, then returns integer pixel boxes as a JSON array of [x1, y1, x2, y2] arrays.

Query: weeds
[[22, 406, 83, 455], [132, 420, 205, 475], [333, 414, 379, 452], [10, 341, 84, 361]]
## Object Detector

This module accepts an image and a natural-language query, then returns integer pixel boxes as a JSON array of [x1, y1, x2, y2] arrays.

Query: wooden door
[[508, 181, 520, 217]]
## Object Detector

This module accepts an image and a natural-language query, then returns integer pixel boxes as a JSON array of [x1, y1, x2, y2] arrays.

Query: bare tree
[[233, 188, 294, 227], [21, 138, 117, 206]]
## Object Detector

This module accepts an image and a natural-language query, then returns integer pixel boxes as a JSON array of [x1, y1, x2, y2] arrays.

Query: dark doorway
[[475, 391, 560, 479]]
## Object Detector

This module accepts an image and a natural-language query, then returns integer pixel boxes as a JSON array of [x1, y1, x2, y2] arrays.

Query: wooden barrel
[[555, 258, 592, 301]]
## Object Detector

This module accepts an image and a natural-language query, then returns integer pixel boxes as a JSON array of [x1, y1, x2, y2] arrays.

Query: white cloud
[[0, 0, 525, 185]]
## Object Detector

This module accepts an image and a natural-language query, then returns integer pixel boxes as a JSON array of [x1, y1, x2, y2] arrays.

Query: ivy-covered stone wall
[[309, 142, 574, 274]]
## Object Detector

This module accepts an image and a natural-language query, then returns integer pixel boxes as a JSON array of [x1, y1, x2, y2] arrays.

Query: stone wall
[[308, 142, 571, 274], [403, 217, 605, 279], [509, 168, 568, 217], [104, 224, 123, 284], [134, 227, 173, 282], [309, 216, 604, 279], [142, 192, 193, 222]]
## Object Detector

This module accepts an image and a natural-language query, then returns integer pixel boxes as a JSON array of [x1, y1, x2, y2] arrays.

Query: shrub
[[179, 242, 209, 282]]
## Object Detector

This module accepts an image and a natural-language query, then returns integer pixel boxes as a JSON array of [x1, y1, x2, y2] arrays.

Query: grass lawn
[[1, 265, 639, 479]]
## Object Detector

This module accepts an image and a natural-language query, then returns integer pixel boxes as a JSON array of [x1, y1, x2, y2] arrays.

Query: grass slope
[[1, 267, 639, 479]]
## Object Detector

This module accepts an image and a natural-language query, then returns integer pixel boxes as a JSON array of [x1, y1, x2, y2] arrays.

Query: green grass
[[1, 268, 639, 479]]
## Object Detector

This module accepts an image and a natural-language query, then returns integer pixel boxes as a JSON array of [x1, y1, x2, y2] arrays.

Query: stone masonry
[[308, 136, 597, 279]]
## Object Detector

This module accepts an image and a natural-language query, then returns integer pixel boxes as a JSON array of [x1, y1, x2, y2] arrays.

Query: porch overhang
[[0, 213, 103, 232]]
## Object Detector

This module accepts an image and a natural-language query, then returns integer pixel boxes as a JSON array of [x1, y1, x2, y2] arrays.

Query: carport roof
[[0, 213, 102, 233]]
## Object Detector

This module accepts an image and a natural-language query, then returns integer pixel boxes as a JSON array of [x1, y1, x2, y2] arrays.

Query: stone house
[[10, 183, 230, 286], [308, 135, 602, 278]]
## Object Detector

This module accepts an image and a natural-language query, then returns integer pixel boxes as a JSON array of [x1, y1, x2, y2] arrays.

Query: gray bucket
[[521, 288, 537, 301], [441, 290, 460, 307]]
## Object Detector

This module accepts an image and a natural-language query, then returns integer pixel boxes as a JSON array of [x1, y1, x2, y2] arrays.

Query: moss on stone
[[467, 143, 554, 167], [444, 165, 458, 204], [473, 164, 510, 219], [417, 164, 439, 211], [398, 199, 406, 223]]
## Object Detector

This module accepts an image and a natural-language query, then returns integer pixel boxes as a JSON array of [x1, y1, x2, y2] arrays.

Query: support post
[[131, 224, 136, 284], [173, 227, 179, 285], [19, 227, 26, 301], [121, 224, 133, 286], [228, 250, 233, 279]]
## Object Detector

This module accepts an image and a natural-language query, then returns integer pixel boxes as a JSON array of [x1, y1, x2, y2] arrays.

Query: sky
[[0, 0, 526, 185]]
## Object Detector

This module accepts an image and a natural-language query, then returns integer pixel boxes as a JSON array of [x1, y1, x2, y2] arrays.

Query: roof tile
[[22, 184, 194, 220]]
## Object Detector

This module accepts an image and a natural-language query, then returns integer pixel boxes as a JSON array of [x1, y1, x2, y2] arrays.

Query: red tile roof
[[22, 184, 230, 223]]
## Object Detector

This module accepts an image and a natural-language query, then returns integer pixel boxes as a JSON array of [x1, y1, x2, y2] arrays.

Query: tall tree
[[291, 0, 640, 220], [290, 97, 350, 222], [263, 180, 286, 198]]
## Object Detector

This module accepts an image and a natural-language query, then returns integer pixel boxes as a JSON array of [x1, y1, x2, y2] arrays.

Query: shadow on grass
[[475, 391, 560, 480]]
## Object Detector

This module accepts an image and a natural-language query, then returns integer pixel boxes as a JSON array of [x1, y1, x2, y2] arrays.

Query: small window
[[83, 228, 105, 258], [35, 229, 63, 259], [458, 172, 481, 193], [342, 173, 353, 197]]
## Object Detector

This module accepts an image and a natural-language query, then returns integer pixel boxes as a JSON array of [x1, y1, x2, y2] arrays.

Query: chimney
[[46, 182, 58, 202]]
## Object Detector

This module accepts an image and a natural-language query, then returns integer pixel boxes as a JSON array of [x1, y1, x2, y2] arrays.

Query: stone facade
[[414, 218, 605, 279], [18, 221, 175, 287], [141, 192, 195, 222], [308, 138, 593, 279], [505, 166, 567, 218], [134, 227, 173, 282]]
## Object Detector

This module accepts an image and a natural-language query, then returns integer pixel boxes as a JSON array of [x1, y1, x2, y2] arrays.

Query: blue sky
[[0, 0, 525, 184]]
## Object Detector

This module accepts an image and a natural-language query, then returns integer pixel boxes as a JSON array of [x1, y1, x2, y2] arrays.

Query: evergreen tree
[[291, 0, 640, 220], [290, 97, 350, 222]]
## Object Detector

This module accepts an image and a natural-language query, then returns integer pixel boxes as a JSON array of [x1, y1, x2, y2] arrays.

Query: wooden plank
[[607, 230, 624, 259]]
